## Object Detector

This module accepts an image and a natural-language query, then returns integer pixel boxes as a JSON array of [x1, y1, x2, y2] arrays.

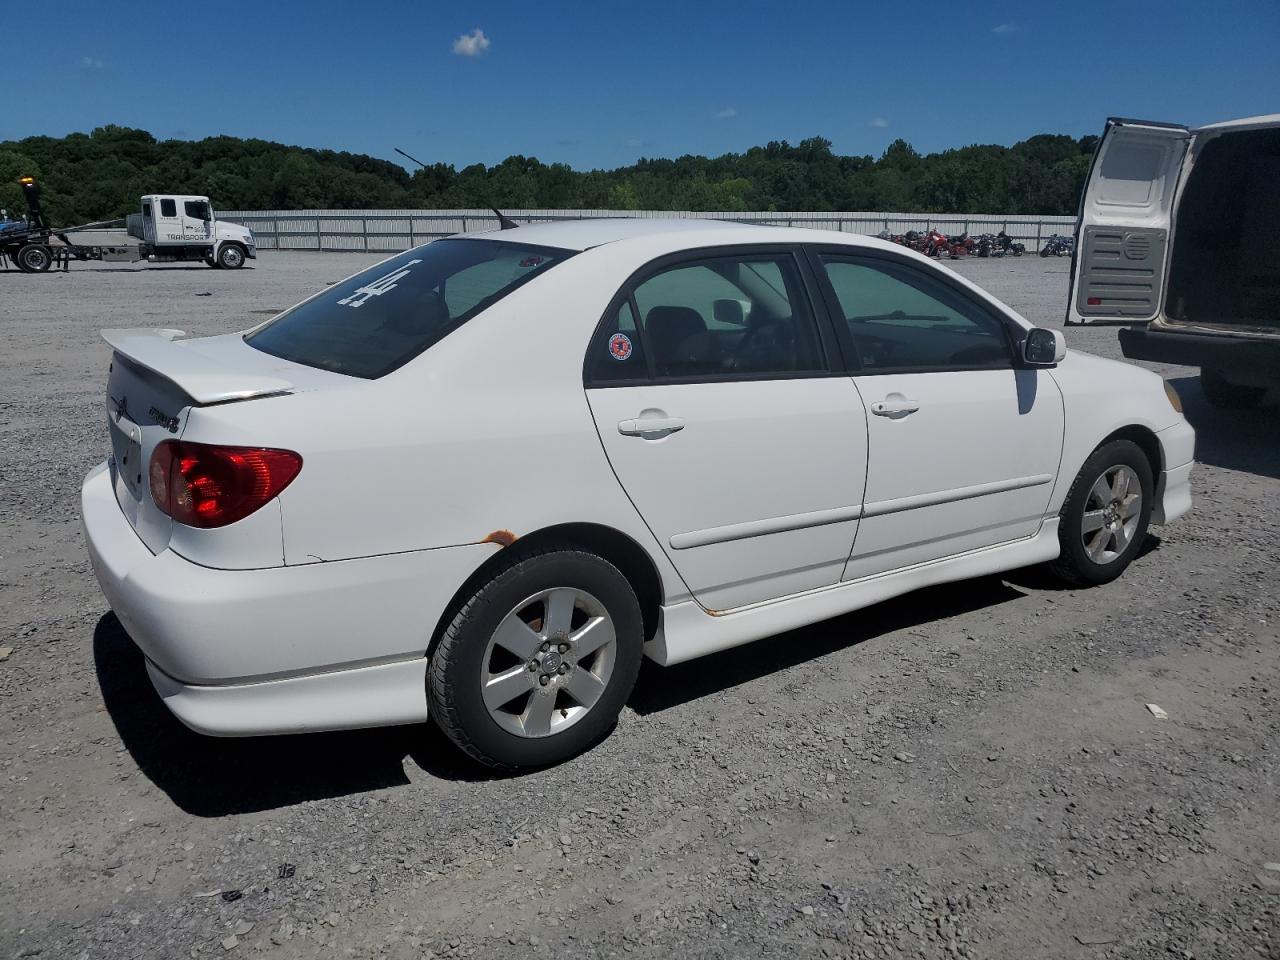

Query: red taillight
[[1086, 297, 1102, 306], [149, 441, 302, 528]]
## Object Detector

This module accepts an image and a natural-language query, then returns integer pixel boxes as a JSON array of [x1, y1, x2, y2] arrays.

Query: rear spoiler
[[102, 328, 294, 405]]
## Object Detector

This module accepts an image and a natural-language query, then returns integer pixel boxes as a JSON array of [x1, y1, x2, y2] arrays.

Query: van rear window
[[245, 239, 572, 378]]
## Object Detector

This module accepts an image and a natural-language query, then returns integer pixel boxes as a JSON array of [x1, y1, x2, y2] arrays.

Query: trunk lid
[[102, 328, 301, 554]]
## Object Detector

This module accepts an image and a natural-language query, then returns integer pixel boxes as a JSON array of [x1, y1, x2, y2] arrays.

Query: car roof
[[461, 217, 890, 253]]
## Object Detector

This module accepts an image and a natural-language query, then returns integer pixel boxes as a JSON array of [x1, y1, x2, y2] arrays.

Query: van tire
[[1200, 368, 1264, 410]]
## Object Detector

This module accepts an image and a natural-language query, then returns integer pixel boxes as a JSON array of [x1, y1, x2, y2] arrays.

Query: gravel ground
[[1, 252, 1277, 960]]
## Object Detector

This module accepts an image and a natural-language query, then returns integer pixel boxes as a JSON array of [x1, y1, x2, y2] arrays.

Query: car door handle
[[618, 417, 686, 436], [870, 398, 921, 416]]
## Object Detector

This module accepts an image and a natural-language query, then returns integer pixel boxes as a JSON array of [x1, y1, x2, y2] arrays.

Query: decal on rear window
[[337, 259, 422, 309], [245, 240, 573, 378], [608, 332, 633, 361]]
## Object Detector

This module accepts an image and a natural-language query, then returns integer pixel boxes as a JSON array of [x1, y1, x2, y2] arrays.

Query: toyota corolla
[[82, 219, 1194, 769]]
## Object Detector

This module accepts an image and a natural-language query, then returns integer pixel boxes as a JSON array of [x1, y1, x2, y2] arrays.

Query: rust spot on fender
[[480, 529, 518, 548]]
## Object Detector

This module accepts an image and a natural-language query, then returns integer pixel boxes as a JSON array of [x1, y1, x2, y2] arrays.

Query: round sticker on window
[[608, 332, 633, 361]]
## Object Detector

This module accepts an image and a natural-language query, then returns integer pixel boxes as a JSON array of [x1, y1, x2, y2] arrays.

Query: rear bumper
[[82, 461, 486, 735], [1119, 325, 1280, 378], [145, 657, 428, 737]]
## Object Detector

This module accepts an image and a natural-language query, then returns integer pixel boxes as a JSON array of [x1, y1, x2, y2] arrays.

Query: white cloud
[[715, 107, 737, 119], [991, 22, 1019, 34], [868, 117, 889, 128], [452, 28, 490, 56], [80, 56, 105, 69]]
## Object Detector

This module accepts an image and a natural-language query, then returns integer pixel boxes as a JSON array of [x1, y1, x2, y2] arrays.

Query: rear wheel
[[428, 545, 644, 770], [1200, 367, 1265, 409], [16, 243, 52, 273], [216, 243, 245, 269], [1048, 439, 1154, 587]]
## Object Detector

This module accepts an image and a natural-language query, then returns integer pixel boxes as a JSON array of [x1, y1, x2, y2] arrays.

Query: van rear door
[[1068, 118, 1191, 325]]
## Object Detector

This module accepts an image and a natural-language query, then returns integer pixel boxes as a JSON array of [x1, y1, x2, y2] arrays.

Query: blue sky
[[11, 0, 1280, 171]]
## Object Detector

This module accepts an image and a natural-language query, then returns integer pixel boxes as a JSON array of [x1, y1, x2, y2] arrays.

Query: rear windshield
[[245, 239, 572, 378]]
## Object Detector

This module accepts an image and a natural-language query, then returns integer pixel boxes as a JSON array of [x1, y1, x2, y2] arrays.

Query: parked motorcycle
[[992, 231, 1025, 257], [1040, 233, 1075, 257]]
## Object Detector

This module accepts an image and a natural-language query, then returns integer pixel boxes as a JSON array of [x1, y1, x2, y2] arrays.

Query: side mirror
[[713, 298, 747, 326], [1023, 327, 1067, 366]]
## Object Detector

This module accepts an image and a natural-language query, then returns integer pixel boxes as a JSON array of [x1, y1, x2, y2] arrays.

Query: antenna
[[394, 147, 427, 169], [395, 146, 518, 230]]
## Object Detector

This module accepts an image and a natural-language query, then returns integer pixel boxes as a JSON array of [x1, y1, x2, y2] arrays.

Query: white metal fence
[[218, 208, 1078, 254]]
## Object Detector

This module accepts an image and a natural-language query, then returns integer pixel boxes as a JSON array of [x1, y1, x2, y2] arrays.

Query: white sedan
[[81, 219, 1194, 769]]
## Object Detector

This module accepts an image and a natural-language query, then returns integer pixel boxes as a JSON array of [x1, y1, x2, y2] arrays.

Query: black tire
[[216, 243, 246, 269], [205, 256, 220, 269], [1040, 246, 1052, 258], [1200, 367, 1265, 410], [428, 544, 644, 770], [1047, 439, 1154, 587], [16, 243, 52, 273]]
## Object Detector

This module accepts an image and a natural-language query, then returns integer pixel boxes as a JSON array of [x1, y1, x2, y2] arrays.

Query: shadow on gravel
[[1168, 375, 1280, 480], [1002, 534, 1162, 592], [629, 576, 1024, 714], [93, 614, 492, 816]]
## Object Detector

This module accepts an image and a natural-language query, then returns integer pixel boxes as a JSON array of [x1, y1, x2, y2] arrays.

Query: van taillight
[[149, 441, 302, 528]]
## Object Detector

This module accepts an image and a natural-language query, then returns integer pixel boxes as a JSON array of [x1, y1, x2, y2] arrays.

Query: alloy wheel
[[479, 587, 617, 738], [1081, 464, 1142, 564]]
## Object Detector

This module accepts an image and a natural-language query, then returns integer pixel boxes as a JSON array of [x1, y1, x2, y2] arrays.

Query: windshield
[[245, 238, 572, 378]]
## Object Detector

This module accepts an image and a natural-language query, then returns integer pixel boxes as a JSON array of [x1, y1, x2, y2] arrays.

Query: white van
[[1070, 115, 1280, 408]]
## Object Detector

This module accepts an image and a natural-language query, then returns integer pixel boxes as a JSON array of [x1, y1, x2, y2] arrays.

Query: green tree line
[[0, 125, 1097, 225]]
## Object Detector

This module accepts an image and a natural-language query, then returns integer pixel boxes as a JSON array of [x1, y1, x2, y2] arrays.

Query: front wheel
[[216, 243, 246, 269], [1047, 439, 1154, 587], [428, 546, 644, 770]]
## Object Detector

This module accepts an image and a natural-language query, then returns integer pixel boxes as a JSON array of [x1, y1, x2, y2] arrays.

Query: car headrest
[[646, 306, 706, 360]]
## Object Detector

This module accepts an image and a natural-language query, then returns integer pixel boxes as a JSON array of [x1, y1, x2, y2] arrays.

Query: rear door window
[[587, 252, 826, 384], [159, 198, 176, 217], [246, 239, 571, 378]]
